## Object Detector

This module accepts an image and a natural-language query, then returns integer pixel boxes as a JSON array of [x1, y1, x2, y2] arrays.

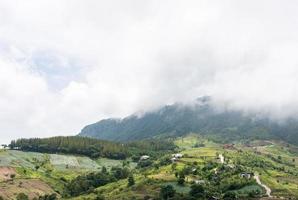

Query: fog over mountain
[[1, 1, 298, 143], [79, 96, 298, 145]]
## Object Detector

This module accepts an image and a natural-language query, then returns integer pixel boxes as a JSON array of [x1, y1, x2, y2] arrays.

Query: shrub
[[177, 177, 185, 185], [160, 185, 176, 200], [189, 184, 205, 198], [127, 174, 135, 187], [223, 191, 237, 200], [16, 193, 29, 200]]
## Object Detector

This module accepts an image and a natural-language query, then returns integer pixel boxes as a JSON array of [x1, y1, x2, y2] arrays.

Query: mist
[[0, 0, 298, 143]]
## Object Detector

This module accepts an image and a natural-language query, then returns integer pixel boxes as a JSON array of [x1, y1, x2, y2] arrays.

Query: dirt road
[[254, 174, 272, 198]]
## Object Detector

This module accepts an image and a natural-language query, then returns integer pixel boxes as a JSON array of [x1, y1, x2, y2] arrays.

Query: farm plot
[[0, 167, 16, 181], [181, 147, 219, 158], [0, 150, 45, 169], [50, 154, 100, 170], [96, 158, 124, 169], [0, 150, 135, 174], [0, 179, 57, 200]]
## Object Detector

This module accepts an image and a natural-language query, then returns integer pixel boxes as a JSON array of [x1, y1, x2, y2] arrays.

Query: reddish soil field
[[0, 166, 16, 181], [0, 179, 57, 199]]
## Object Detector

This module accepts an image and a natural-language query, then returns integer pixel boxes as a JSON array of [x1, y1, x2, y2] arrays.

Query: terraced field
[[0, 150, 135, 199], [0, 150, 133, 172]]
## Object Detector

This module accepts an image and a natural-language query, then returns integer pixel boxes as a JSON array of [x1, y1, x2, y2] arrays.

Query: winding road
[[254, 174, 272, 198], [218, 154, 272, 198]]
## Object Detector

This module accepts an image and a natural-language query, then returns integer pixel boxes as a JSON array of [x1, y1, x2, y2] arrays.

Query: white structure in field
[[240, 172, 254, 179], [140, 155, 150, 160], [171, 153, 183, 162], [172, 153, 183, 158], [194, 180, 205, 184]]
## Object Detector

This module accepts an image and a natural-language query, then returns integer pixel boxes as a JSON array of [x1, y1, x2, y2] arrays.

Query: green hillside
[[69, 135, 298, 200], [0, 149, 134, 199], [1, 134, 298, 199], [78, 98, 298, 145]]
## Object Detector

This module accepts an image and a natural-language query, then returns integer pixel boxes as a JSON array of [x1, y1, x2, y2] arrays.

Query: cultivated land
[[1, 134, 298, 199], [0, 150, 134, 199]]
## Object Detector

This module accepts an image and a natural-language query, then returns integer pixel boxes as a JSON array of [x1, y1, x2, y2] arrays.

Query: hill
[[79, 97, 298, 145], [2, 135, 298, 199], [67, 135, 298, 199], [0, 149, 136, 199]]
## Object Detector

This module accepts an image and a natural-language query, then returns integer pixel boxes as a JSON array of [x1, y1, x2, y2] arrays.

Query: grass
[[160, 182, 191, 193], [232, 184, 263, 197], [83, 176, 161, 200], [96, 158, 123, 168], [181, 147, 219, 158], [174, 134, 218, 149]]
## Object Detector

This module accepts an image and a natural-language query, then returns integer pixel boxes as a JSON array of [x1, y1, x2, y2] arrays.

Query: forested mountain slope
[[79, 97, 298, 144]]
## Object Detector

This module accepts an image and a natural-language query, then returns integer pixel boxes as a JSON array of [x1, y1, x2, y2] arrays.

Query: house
[[140, 155, 150, 160], [170, 153, 183, 162], [240, 172, 254, 179], [194, 180, 205, 184], [172, 153, 183, 158]]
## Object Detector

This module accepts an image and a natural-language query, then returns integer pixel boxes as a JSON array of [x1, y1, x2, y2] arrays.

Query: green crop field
[[0, 150, 138, 199]]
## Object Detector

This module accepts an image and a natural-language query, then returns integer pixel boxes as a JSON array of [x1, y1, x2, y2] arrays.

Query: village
[[136, 139, 272, 199]]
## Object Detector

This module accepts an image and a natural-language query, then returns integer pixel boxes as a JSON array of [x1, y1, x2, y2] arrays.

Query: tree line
[[9, 136, 177, 160], [9, 136, 128, 159]]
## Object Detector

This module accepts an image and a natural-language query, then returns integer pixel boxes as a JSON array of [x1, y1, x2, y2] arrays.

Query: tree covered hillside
[[79, 97, 298, 145]]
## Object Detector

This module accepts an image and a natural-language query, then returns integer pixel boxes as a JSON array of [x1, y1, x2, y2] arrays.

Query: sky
[[0, 0, 298, 143]]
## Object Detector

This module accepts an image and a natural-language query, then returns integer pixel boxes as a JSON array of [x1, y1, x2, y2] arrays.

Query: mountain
[[78, 97, 298, 144]]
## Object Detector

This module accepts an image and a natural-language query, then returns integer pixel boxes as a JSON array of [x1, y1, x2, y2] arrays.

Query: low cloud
[[0, 0, 298, 142]]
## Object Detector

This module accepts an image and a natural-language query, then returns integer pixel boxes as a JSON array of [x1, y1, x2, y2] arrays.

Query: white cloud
[[0, 0, 298, 142]]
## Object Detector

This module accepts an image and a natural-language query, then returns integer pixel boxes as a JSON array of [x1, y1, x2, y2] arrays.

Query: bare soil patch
[[0, 167, 16, 181], [0, 179, 57, 199]]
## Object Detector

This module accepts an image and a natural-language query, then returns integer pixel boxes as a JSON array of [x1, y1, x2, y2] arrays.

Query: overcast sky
[[0, 0, 298, 143]]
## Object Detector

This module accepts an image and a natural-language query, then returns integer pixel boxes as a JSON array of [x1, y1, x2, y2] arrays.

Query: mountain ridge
[[78, 97, 298, 144]]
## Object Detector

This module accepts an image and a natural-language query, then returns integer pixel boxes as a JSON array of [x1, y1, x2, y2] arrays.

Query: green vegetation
[[10, 136, 176, 161], [79, 99, 298, 145], [10, 136, 128, 159], [1, 134, 298, 199], [65, 134, 298, 199], [127, 174, 135, 187], [65, 167, 130, 196], [160, 185, 175, 199]]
